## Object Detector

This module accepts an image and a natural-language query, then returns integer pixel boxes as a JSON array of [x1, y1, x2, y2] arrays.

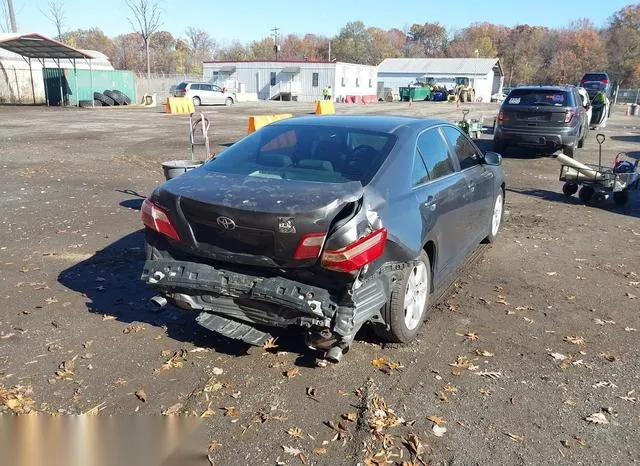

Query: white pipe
[[556, 153, 603, 181]]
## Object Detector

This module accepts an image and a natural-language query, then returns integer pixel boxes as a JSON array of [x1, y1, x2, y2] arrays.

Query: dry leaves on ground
[[564, 335, 586, 345], [262, 337, 279, 350], [427, 415, 446, 426], [342, 412, 358, 422], [0, 384, 36, 414], [135, 389, 147, 402], [102, 314, 117, 321], [155, 349, 187, 373], [474, 370, 502, 379], [284, 368, 300, 378], [585, 412, 608, 425], [475, 350, 494, 357], [55, 355, 78, 379], [371, 357, 401, 374], [403, 433, 425, 455], [223, 406, 238, 417], [123, 324, 145, 334], [162, 403, 183, 416], [286, 427, 304, 439]]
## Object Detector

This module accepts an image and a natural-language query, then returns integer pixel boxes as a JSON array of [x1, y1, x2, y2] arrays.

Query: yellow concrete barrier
[[315, 100, 335, 115], [165, 97, 195, 114], [247, 113, 293, 134]]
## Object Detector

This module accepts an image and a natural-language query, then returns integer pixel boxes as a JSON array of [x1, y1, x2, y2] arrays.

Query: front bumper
[[141, 258, 391, 350]]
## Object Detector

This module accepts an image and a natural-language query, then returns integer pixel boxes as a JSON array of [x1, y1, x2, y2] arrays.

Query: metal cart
[[560, 134, 639, 206]]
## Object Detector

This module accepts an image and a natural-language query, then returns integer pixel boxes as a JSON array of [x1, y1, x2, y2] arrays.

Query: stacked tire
[[92, 90, 132, 107]]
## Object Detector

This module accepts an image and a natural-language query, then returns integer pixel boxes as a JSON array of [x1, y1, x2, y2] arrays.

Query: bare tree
[[1, 0, 16, 33], [42, 0, 66, 41], [125, 0, 162, 77]]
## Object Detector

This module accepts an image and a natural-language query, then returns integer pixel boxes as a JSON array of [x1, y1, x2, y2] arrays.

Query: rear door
[[501, 89, 572, 134], [200, 84, 214, 104], [413, 128, 469, 278], [211, 85, 225, 104], [440, 125, 494, 245]]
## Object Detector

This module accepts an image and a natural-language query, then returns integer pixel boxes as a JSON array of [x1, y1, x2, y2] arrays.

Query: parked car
[[579, 72, 612, 99], [491, 91, 508, 102], [141, 116, 506, 362], [173, 82, 235, 106], [493, 85, 589, 157]]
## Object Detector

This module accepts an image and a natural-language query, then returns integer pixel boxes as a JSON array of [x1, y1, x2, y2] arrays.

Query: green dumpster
[[399, 86, 431, 102]]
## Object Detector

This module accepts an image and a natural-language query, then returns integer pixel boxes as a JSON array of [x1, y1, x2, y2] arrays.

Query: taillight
[[321, 228, 387, 273], [141, 198, 180, 241], [564, 110, 574, 123], [601, 79, 609, 84], [293, 233, 326, 260], [498, 111, 504, 122]]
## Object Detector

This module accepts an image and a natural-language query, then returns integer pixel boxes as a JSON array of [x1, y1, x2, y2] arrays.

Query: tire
[[79, 99, 102, 108], [483, 189, 504, 243], [110, 90, 131, 105], [577, 128, 585, 148], [613, 190, 629, 206], [103, 90, 123, 105], [494, 140, 507, 155], [578, 186, 594, 203], [373, 251, 431, 343], [192, 96, 201, 106], [93, 92, 114, 106], [225, 97, 233, 106], [562, 182, 578, 197], [563, 142, 576, 158]]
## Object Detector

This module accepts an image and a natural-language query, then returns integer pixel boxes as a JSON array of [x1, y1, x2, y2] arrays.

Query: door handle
[[424, 196, 437, 211]]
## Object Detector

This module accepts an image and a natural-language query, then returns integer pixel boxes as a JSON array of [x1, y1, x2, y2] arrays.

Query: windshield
[[204, 124, 397, 184], [505, 89, 569, 106], [176, 82, 188, 90], [582, 73, 607, 82]]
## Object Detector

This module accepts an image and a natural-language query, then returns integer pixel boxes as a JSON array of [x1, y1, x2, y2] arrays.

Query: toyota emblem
[[216, 216, 236, 230]]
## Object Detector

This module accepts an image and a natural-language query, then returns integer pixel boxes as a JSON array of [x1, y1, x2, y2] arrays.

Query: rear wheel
[[563, 141, 576, 158], [192, 96, 201, 106], [562, 182, 579, 197], [577, 128, 585, 148], [578, 186, 594, 203], [613, 190, 629, 206], [373, 251, 431, 343]]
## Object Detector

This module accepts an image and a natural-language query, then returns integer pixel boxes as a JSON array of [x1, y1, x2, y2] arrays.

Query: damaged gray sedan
[[141, 115, 505, 362]]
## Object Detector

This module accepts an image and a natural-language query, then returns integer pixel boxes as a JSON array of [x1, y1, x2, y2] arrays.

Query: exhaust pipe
[[325, 346, 343, 364], [150, 295, 167, 311]]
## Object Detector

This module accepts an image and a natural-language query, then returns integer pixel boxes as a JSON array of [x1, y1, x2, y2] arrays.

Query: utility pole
[[7, 0, 17, 32], [328, 40, 331, 62], [271, 26, 280, 61]]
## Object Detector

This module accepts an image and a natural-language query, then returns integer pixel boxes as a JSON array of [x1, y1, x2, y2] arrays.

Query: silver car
[[174, 82, 235, 106]]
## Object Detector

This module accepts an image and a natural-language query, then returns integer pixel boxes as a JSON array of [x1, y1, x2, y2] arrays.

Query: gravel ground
[[0, 101, 638, 465]]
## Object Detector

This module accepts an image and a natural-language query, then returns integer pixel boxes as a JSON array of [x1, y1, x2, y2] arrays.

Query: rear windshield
[[176, 82, 188, 90], [582, 73, 607, 82], [505, 89, 570, 107], [203, 124, 397, 184]]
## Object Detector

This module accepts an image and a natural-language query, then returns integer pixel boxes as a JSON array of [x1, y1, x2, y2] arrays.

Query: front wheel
[[373, 251, 431, 343], [225, 97, 233, 106], [483, 190, 504, 243], [562, 182, 579, 197]]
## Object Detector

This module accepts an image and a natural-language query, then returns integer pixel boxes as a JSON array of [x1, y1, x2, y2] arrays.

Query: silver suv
[[174, 82, 235, 106]]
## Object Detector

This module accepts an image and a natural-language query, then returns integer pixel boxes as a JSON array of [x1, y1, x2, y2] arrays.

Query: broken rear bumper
[[141, 259, 391, 349]]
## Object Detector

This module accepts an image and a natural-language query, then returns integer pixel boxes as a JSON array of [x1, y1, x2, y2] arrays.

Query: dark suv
[[580, 72, 612, 99], [493, 86, 589, 157]]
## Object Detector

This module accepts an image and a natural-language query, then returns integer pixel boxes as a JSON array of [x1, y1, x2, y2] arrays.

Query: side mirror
[[484, 151, 502, 166]]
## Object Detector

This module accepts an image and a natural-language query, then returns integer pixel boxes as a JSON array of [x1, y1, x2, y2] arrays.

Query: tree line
[[23, 1, 640, 86]]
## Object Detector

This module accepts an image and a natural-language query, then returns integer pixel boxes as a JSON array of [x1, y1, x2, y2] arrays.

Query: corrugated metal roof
[[379, 58, 501, 76], [0, 32, 92, 59]]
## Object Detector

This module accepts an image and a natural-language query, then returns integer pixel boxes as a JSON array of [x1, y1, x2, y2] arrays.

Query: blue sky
[[11, 0, 634, 44]]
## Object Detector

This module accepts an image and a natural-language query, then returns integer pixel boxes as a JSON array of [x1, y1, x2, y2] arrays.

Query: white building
[[203, 60, 378, 103], [378, 58, 504, 103]]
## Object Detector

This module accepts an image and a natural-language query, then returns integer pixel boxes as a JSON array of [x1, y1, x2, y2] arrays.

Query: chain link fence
[[615, 88, 640, 104]]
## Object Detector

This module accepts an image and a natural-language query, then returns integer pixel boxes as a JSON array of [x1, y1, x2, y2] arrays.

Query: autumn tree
[[332, 21, 373, 64], [185, 27, 215, 73], [606, 4, 640, 86], [125, 0, 162, 77], [112, 33, 145, 71], [63, 28, 116, 59], [217, 41, 248, 61], [407, 22, 448, 57]]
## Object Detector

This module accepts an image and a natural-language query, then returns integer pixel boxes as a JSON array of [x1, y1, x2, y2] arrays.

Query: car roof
[[270, 115, 449, 134], [512, 85, 576, 92]]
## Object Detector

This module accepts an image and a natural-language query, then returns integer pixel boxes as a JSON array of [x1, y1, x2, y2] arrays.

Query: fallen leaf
[[189, 347, 208, 353], [212, 367, 224, 376], [599, 352, 616, 363], [313, 447, 327, 455], [306, 387, 317, 397], [45, 297, 58, 305], [427, 415, 446, 426], [549, 352, 568, 361], [113, 378, 127, 386], [282, 445, 302, 456], [585, 412, 608, 425], [617, 395, 637, 403], [284, 368, 300, 378], [223, 406, 238, 417], [342, 412, 357, 422], [82, 402, 106, 415], [475, 350, 494, 357], [495, 297, 509, 306], [465, 332, 480, 341], [123, 324, 145, 334], [207, 441, 221, 452], [102, 314, 116, 321], [201, 403, 215, 418], [564, 335, 586, 345], [372, 357, 387, 368], [262, 337, 279, 350], [135, 389, 147, 402], [573, 436, 586, 446], [626, 292, 637, 299], [625, 327, 637, 332], [55, 355, 78, 379], [403, 433, 425, 455], [162, 403, 182, 416], [504, 432, 524, 442], [432, 424, 447, 437], [449, 356, 470, 368], [286, 427, 304, 439], [479, 388, 492, 397], [592, 381, 617, 389], [546, 272, 558, 276], [442, 383, 458, 394]]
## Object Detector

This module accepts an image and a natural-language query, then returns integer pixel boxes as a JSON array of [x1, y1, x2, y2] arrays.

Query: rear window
[[204, 124, 397, 185], [176, 82, 188, 90], [582, 73, 607, 82], [505, 89, 570, 107]]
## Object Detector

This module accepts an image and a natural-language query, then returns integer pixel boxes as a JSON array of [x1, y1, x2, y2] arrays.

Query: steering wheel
[[352, 145, 378, 157]]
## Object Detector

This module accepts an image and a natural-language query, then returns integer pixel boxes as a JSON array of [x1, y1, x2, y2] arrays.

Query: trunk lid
[[500, 88, 575, 128], [155, 169, 363, 268]]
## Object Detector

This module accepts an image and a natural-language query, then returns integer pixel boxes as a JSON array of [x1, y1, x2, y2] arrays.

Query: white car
[[174, 82, 235, 106], [577, 87, 593, 126], [491, 91, 508, 103]]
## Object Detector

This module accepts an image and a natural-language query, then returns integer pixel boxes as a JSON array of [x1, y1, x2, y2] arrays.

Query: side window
[[270, 72, 276, 86], [416, 128, 455, 180], [440, 126, 480, 170], [190, 84, 201, 91], [211, 85, 221, 92], [312, 73, 319, 87], [202, 84, 212, 91], [412, 150, 430, 186]]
